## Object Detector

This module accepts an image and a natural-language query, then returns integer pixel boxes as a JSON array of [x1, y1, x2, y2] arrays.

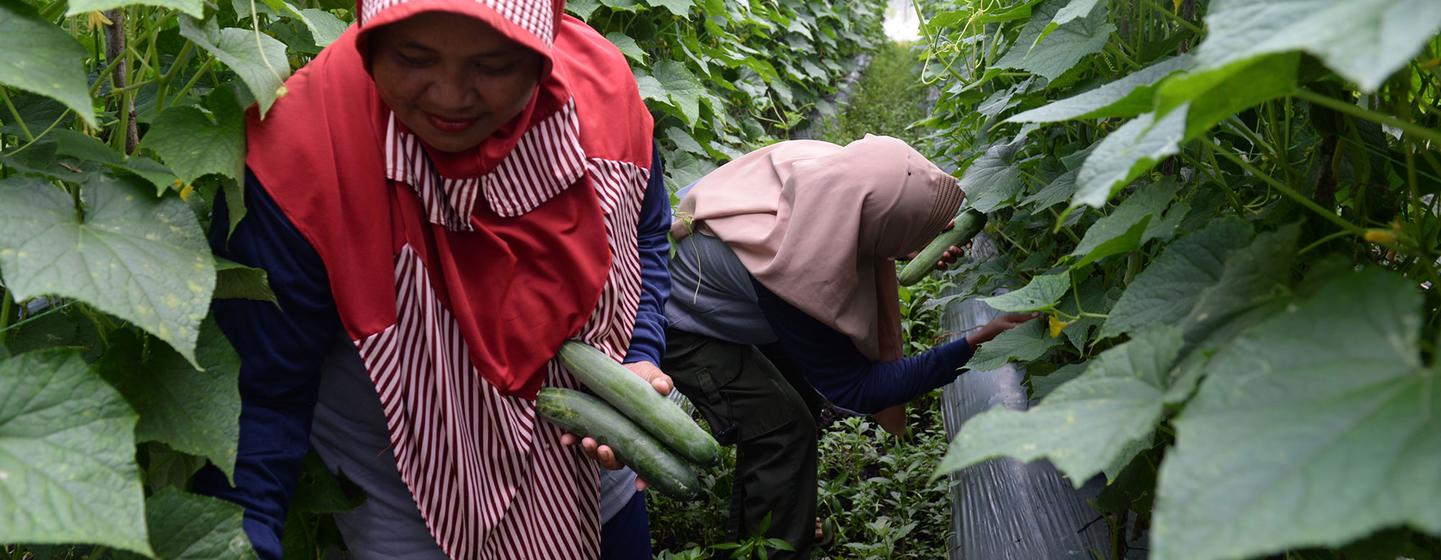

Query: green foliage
[[0, 174, 215, 366], [0, 349, 148, 556], [575, 0, 886, 191], [0, 0, 885, 557], [917, 0, 1441, 558], [0, 0, 97, 126], [132, 488, 256, 560]]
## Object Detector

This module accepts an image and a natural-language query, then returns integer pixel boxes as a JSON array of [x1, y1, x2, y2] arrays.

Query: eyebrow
[[397, 41, 518, 60]]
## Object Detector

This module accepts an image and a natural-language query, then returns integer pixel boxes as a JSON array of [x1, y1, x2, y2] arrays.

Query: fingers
[[634, 478, 650, 492], [651, 374, 673, 396], [588, 440, 624, 470], [624, 362, 673, 396], [933, 245, 965, 270]]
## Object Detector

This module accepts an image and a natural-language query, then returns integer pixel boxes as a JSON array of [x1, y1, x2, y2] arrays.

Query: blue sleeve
[[753, 280, 974, 415], [190, 170, 341, 560], [623, 144, 671, 366]]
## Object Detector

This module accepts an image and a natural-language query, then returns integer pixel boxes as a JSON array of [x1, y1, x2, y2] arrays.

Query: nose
[[423, 65, 478, 111]]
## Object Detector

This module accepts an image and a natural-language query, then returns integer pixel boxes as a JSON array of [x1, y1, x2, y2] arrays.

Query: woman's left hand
[[558, 361, 674, 491], [904, 219, 968, 270]]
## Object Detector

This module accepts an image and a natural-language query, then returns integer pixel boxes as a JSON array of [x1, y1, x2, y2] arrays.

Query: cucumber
[[898, 209, 988, 286], [536, 387, 702, 499], [557, 341, 721, 465]]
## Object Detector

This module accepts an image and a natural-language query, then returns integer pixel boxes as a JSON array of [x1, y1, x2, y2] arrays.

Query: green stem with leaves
[[0, 288, 13, 348], [1213, 148, 1364, 235], [1, 87, 35, 142], [1293, 88, 1441, 147]]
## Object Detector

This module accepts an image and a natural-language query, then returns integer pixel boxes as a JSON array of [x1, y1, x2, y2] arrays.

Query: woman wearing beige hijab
[[663, 135, 1035, 556]]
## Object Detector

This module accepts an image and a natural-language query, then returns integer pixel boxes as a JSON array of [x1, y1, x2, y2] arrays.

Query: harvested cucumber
[[557, 341, 720, 465], [536, 387, 702, 498], [898, 209, 988, 286]]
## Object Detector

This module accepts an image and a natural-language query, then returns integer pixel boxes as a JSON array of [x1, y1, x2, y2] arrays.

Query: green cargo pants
[[662, 328, 821, 559]]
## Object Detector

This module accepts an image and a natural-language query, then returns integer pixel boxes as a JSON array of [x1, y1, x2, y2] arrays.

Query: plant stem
[[1197, 143, 1248, 215], [1293, 88, 1441, 147], [1213, 148, 1364, 235], [1158, 0, 1203, 39], [1297, 230, 1351, 255], [88, 52, 129, 97], [0, 110, 69, 158], [0, 288, 14, 348], [0, 87, 35, 142], [171, 58, 214, 104], [105, 8, 139, 154]]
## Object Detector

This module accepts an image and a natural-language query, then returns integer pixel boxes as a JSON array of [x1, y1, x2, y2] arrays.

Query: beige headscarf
[[671, 135, 963, 360]]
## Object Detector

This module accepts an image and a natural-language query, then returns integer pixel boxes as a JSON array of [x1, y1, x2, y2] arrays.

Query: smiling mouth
[[426, 113, 480, 133]]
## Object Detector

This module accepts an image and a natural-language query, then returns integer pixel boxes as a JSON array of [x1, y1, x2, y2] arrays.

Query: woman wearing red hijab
[[193, 2, 673, 559]]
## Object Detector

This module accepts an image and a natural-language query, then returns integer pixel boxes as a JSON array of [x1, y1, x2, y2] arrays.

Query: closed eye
[[396, 52, 436, 68]]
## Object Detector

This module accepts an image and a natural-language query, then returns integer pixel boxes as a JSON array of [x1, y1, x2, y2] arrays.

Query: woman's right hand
[[558, 360, 673, 491], [966, 312, 1041, 347]]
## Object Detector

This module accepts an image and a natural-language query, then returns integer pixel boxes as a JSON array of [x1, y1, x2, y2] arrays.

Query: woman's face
[[369, 12, 542, 153]]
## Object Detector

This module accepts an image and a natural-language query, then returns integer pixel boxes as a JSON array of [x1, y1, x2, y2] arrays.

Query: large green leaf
[[634, 73, 666, 104], [143, 489, 256, 559], [605, 32, 646, 65], [654, 59, 705, 126], [643, 0, 693, 18], [99, 318, 242, 481], [215, 258, 277, 304], [0, 350, 149, 555], [1028, 361, 1086, 401], [1100, 219, 1253, 339], [939, 327, 1182, 486], [663, 126, 707, 156], [1152, 270, 1441, 560], [1020, 168, 1079, 210], [179, 16, 290, 117], [1072, 104, 1187, 208], [1074, 54, 1297, 208], [0, 0, 97, 127], [1069, 180, 1178, 268], [566, 0, 602, 19], [1189, 0, 1441, 93], [1048, 0, 1103, 28], [994, 0, 1116, 82], [0, 175, 216, 365], [66, 0, 203, 17], [982, 272, 1069, 313], [282, 6, 347, 49], [1178, 225, 1298, 347], [966, 320, 1063, 371], [959, 139, 1025, 213], [40, 131, 182, 195], [144, 102, 245, 184], [1007, 55, 1192, 123], [1155, 53, 1299, 140]]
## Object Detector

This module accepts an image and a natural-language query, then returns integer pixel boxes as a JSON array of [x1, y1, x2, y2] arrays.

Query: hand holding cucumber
[[903, 218, 967, 270], [558, 360, 675, 491], [546, 342, 720, 498], [898, 209, 988, 286]]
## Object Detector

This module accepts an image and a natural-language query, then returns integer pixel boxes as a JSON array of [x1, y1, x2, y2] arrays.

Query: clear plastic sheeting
[[938, 234, 1116, 559]]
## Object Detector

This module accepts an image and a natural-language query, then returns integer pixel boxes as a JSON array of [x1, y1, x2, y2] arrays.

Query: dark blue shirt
[[665, 232, 973, 416], [194, 148, 672, 560]]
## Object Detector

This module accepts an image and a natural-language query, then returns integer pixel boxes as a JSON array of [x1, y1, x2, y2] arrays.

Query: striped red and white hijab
[[244, 1, 655, 557]]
